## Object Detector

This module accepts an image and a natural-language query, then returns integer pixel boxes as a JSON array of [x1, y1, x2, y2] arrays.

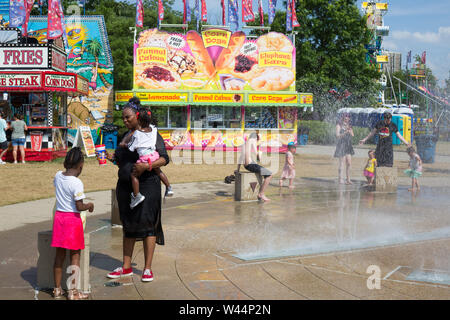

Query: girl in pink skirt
[[51, 147, 94, 300], [279, 142, 296, 189]]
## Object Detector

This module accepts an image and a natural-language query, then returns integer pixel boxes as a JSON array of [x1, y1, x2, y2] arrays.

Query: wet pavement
[[0, 176, 449, 300]]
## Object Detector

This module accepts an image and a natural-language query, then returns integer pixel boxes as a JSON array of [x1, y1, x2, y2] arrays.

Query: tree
[[248, 0, 380, 120]]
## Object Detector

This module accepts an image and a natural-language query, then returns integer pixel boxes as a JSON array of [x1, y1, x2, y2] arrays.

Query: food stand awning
[[116, 90, 314, 107]]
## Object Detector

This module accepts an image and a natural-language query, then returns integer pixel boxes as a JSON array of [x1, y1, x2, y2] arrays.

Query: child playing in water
[[404, 146, 422, 191], [363, 149, 377, 185], [120, 109, 161, 208], [279, 142, 296, 189], [52, 147, 94, 300]]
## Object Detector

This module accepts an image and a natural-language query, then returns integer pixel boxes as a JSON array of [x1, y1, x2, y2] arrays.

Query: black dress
[[334, 127, 354, 158], [114, 131, 169, 244], [374, 121, 398, 167]]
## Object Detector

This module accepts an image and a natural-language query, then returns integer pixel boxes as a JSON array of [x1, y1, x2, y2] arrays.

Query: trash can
[[297, 126, 309, 146], [101, 124, 118, 150], [415, 134, 437, 164]]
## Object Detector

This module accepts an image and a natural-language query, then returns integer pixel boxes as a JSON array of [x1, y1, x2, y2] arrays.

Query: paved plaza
[[0, 162, 449, 300]]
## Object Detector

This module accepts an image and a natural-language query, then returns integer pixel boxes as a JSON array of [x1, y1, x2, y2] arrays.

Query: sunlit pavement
[[1, 175, 449, 300]]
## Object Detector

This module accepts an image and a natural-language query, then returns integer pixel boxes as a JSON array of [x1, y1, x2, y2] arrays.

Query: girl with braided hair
[[51, 147, 94, 300]]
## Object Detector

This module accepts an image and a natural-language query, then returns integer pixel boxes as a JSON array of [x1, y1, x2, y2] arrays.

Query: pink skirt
[[51, 211, 85, 250], [137, 151, 160, 164], [364, 170, 374, 178]]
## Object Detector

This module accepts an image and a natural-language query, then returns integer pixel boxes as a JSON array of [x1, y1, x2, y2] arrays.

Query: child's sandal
[[52, 287, 64, 299], [67, 289, 89, 300]]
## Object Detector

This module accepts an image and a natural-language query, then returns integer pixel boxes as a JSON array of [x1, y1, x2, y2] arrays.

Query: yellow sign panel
[[299, 94, 313, 105], [362, 2, 388, 10], [136, 92, 188, 103], [115, 91, 134, 102], [376, 55, 389, 63], [258, 51, 292, 69], [136, 47, 167, 65], [248, 94, 298, 104], [201, 29, 232, 48], [193, 93, 243, 103]]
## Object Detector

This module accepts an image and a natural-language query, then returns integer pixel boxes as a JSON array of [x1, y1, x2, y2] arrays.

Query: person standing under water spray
[[279, 142, 296, 189], [360, 111, 411, 167], [334, 114, 354, 184], [404, 146, 422, 192], [363, 149, 377, 186]]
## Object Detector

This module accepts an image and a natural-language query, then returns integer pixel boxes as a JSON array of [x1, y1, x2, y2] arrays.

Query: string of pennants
[[136, 0, 300, 31]]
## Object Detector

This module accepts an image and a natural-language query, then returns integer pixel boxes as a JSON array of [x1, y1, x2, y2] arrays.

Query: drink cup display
[[95, 144, 107, 165]]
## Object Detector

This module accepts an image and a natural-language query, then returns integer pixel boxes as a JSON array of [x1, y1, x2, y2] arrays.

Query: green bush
[[298, 120, 370, 145]]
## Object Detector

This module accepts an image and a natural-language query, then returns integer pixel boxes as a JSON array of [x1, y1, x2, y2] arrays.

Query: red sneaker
[[141, 269, 154, 282], [107, 267, 133, 279]]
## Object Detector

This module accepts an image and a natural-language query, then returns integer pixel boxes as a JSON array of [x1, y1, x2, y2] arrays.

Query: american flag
[[268, 0, 276, 25]]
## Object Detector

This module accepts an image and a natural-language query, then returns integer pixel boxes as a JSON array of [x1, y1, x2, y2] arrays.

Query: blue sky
[[145, 0, 450, 86]]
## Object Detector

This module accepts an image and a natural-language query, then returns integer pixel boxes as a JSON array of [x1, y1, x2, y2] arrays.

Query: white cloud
[[382, 39, 398, 51], [391, 27, 450, 44]]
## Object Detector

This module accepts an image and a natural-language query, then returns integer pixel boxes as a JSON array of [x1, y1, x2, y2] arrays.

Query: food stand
[[0, 27, 89, 161], [115, 28, 313, 151]]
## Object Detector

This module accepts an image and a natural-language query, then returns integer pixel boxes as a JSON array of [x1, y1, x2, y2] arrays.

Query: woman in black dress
[[106, 103, 169, 282], [334, 114, 354, 184]]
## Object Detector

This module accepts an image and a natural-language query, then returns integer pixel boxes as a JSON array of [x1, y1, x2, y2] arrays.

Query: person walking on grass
[[279, 142, 296, 189], [237, 132, 273, 202], [0, 112, 8, 164], [52, 147, 94, 300], [10, 113, 27, 163], [334, 114, 354, 185]]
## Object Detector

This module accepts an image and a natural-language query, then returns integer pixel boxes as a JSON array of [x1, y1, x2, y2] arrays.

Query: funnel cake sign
[[134, 28, 296, 92]]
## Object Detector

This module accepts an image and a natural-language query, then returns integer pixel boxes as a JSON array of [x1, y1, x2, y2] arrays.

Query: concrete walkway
[[0, 176, 449, 300]]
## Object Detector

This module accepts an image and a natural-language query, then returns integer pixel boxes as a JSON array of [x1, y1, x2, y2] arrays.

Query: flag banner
[[183, 0, 187, 24], [242, 0, 254, 23], [221, 0, 226, 25], [136, 0, 144, 27], [422, 51, 426, 64], [407, 50, 411, 64], [158, 0, 164, 21], [286, 0, 292, 31], [291, 0, 299, 27], [229, 0, 239, 30], [186, 0, 191, 23], [48, 0, 65, 40], [22, 0, 35, 36], [201, 0, 207, 22], [268, 0, 276, 25], [39, 0, 43, 6], [9, 0, 26, 28], [258, 0, 264, 26]]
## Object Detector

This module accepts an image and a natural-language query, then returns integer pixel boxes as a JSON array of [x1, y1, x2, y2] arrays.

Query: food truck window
[[191, 106, 207, 128], [224, 106, 241, 129], [207, 106, 224, 128], [151, 106, 168, 127], [168, 106, 187, 128], [52, 94, 67, 127], [245, 107, 277, 129]]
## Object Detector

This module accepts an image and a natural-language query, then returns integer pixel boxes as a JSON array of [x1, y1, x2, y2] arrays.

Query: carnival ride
[[362, 1, 390, 105]]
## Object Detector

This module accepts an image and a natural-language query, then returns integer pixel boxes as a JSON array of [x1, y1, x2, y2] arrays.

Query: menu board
[[73, 126, 96, 157], [134, 29, 296, 92]]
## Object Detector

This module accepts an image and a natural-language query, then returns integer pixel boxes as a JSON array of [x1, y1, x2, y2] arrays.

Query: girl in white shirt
[[51, 147, 94, 300]]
